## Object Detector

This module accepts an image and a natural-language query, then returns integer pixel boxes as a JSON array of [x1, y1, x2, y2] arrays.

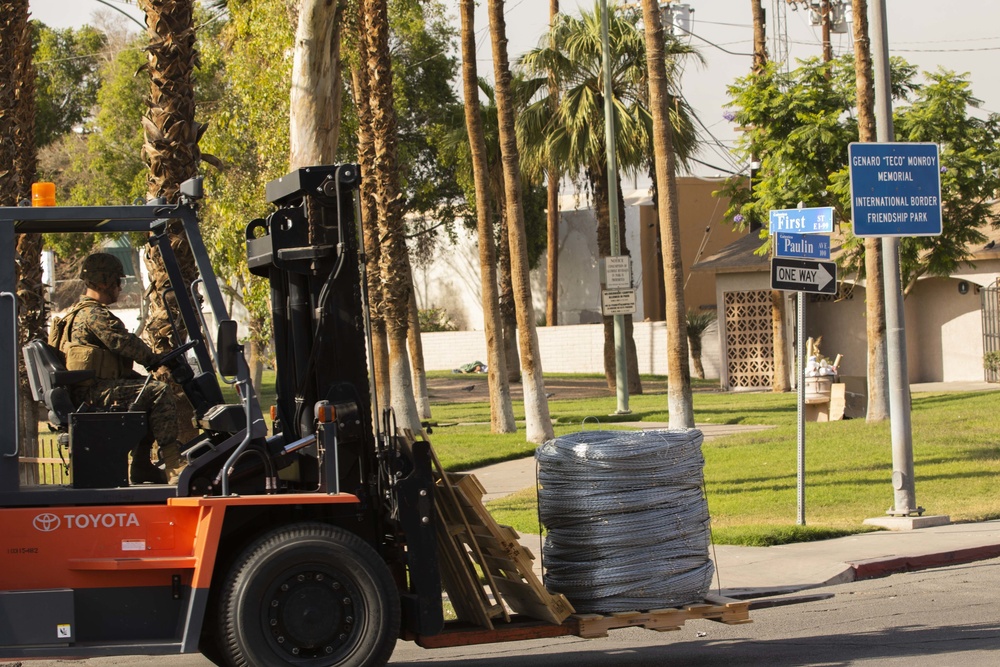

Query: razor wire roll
[[536, 429, 714, 613]]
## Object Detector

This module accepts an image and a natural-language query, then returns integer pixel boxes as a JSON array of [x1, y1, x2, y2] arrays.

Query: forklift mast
[[248, 164, 378, 482]]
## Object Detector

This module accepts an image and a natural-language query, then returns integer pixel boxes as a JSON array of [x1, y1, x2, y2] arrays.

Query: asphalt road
[[12, 557, 1000, 667]]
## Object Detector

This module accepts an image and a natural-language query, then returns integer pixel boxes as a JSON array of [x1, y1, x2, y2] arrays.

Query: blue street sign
[[849, 142, 942, 237], [769, 207, 835, 234], [774, 232, 831, 260]]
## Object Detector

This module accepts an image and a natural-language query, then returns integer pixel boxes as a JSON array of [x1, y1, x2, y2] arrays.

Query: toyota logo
[[33, 513, 61, 532]]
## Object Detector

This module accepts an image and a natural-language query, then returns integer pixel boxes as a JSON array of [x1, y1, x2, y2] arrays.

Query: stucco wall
[[711, 268, 999, 386], [420, 321, 720, 379], [905, 276, 986, 382]]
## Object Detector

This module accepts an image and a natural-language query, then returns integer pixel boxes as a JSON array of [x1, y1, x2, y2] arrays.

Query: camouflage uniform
[[53, 295, 178, 449]]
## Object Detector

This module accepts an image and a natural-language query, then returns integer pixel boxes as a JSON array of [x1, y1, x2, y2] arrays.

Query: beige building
[[692, 228, 1000, 391]]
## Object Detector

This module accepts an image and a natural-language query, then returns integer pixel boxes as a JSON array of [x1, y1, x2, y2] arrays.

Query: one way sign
[[770, 257, 837, 295]]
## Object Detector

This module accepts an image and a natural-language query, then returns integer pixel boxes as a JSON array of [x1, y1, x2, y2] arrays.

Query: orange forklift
[[0, 164, 799, 666], [0, 165, 442, 666]]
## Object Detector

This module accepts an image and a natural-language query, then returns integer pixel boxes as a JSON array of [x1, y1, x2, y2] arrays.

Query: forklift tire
[[219, 522, 400, 667]]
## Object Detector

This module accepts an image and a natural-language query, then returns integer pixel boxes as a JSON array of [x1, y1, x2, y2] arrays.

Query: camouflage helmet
[[81, 252, 126, 287]]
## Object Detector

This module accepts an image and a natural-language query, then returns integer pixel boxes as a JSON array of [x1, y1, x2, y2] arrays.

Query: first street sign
[[849, 142, 942, 237], [771, 257, 837, 295], [769, 206, 835, 234]]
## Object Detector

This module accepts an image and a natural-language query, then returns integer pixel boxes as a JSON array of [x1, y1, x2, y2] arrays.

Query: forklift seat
[[22, 339, 95, 429]]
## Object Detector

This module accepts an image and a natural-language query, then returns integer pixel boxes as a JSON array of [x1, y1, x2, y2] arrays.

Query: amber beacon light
[[31, 182, 56, 207]]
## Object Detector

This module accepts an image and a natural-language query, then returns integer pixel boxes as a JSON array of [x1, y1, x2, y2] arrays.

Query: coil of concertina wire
[[536, 429, 714, 613]]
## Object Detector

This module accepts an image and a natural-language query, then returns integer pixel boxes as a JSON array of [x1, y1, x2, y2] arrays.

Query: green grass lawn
[[238, 372, 1000, 546], [429, 385, 1000, 545]]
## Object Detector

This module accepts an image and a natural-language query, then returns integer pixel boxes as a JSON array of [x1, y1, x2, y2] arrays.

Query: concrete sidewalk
[[469, 422, 1000, 596]]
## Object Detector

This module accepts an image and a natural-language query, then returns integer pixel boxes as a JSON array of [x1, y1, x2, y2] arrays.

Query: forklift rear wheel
[[219, 522, 400, 667]]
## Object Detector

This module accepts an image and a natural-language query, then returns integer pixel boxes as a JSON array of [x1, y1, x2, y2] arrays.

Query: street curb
[[849, 543, 1000, 581]]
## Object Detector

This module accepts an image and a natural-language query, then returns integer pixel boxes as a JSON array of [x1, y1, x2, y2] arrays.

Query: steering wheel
[[149, 340, 197, 370]]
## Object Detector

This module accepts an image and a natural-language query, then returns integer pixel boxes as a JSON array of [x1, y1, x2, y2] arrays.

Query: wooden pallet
[[416, 595, 753, 649], [445, 473, 574, 625], [570, 594, 752, 639], [428, 446, 573, 629]]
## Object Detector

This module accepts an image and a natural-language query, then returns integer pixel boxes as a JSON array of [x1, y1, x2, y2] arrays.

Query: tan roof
[[689, 233, 770, 274], [693, 220, 1000, 277]]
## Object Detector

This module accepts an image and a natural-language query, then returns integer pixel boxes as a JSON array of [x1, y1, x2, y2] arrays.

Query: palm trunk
[[748, 0, 790, 394], [139, 0, 201, 351], [545, 0, 560, 327], [498, 203, 521, 384], [2, 0, 41, 483], [487, 0, 553, 444], [138, 0, 201, 444], [289, 0, 344, 170], [460, 0, 515, 433], [361, 0, 421, 433], [641, 0, 693, 427], [350, 63, 391, 412], [852, 0, 890, 422]]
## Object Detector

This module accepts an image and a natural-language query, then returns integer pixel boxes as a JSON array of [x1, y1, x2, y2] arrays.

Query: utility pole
[[819, 0, 834, 62], [751, 0, 767, 71], [599, 0, 629, 414]]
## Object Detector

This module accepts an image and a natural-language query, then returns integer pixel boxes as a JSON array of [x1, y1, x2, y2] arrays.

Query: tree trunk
[[498, 204, 521, 384], [749, 0, 790, 394], [771, 290, 791, 392], [487, 0, 553, 444], [641, 0, 693, 428], [138, 0, 201, 444], [406, 270, 432, 420], [1, 0, 41, 483], [350, 62, 391, 413], [248, 336, 265, 394], [545, 0, 560, 327], [139, 0, 201, 351], [361, 0, 421, 433], [460, 0, 515, 433], [852, 0, 890, 422], [289, 0, 344, 170]]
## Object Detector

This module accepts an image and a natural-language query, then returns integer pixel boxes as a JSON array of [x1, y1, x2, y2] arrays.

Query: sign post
[[850, 138, 943, 518], [770, 210, 836, 526]]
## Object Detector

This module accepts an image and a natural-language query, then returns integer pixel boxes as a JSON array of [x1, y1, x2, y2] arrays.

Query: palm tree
[[136, 0, 203, 449], [440, 78, 522, 384], [850, 0, 889, 423], [685, 309, 717, 381], [137, 0, 202, 350], [545, 0, 560, 327], [347, 12, 392, 414], [1, 0, 42, 483], [487, 0, 554, 445], [460, 0, 516, 434], [519, 3, 701, 396], [641, 0, 694, 427], [749, 0, 791, 394], [360, 0, 422, 433]]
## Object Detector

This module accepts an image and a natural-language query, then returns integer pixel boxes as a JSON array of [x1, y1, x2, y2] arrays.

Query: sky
[[27, 0, 1000, 178]]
